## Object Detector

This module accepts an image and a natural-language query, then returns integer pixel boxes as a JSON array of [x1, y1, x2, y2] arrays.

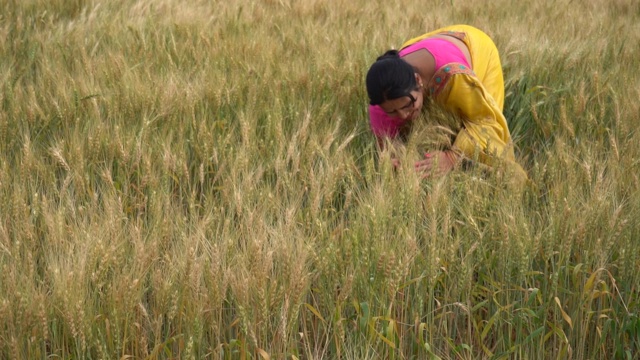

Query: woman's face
[[379, 88, 424, 122]]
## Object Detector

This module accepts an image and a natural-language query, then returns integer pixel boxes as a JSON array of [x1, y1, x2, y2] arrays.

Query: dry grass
[[1, 0, 639, 358]]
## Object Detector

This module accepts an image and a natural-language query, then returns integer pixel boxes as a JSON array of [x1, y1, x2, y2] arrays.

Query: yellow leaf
[[256, 347, 270, 360], [584, 268, 605, 296], [418, 322, 427, 343], [591, 290, 611, 301], [554, 297, 573, 330], [304, 303, 326, 324], [371, 325, 396, 349], [386, 319, 396, 344]]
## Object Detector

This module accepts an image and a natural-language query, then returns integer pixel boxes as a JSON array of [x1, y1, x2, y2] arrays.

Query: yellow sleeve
[[430, 64, 528, 181], [436, 71, 513, 164]]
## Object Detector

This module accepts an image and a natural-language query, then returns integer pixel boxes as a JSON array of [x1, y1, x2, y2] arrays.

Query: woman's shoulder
[[427, 62, 477, 97]]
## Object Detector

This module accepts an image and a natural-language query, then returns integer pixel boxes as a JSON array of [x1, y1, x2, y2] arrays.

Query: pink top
[[369, 37, 471, 138]]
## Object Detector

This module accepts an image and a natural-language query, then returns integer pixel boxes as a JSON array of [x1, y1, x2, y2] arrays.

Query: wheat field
[[1, 0, 639, 358]]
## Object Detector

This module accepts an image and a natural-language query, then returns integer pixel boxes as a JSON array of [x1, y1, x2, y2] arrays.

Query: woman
[[366, 24, 526, 180]]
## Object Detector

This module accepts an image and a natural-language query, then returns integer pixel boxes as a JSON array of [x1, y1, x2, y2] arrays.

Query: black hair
[[366, 50, 417, 106]]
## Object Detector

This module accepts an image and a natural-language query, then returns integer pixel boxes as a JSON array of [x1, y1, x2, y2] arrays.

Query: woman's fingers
[[415, 151, 455, 178], [415, 158, 436, 178], [415, 159, 433, 170]]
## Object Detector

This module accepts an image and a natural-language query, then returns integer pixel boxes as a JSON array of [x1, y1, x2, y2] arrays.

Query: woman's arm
[[431, 65, 526, 177]]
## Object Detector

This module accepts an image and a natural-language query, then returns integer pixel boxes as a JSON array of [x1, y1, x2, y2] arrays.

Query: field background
[[1, 0, 640, 358]]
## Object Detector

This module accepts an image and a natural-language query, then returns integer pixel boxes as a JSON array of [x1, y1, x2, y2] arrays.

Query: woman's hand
[[414, 150, 459, 178]]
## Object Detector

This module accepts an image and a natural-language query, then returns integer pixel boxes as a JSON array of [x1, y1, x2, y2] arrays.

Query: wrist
[[444, 150, 461, 168]]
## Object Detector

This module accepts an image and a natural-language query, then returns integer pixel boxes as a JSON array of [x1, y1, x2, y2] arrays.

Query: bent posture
[[366, 24, 526, 180]]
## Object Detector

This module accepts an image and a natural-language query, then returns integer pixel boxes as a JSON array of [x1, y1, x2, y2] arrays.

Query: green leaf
[[481, 309, 500, 341], [359, 302, 370, 330], [472, 299, 489, 312], [523, 326, 545, 344]]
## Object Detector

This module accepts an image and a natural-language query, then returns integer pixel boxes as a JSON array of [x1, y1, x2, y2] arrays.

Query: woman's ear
[[415, 73, 423, 87]]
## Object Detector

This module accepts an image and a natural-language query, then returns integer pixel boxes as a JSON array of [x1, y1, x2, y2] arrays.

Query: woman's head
[[366, 50, 424, 121]]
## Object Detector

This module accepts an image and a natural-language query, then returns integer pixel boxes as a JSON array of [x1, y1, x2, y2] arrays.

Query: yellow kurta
[[402, 25, 527, 180]]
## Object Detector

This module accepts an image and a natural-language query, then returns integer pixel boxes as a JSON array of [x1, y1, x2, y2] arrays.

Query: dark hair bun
[[376, 50, 400, 61]]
